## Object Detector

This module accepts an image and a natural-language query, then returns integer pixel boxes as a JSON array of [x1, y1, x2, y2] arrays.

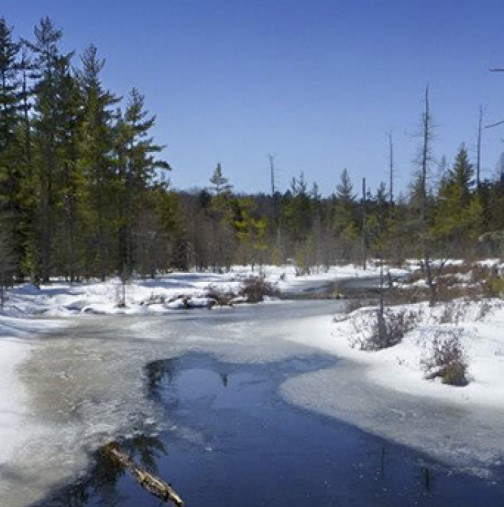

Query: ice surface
[[0, 301, 338, 506]]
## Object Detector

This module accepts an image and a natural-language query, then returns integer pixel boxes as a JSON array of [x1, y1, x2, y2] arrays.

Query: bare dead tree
[[419, 85, 437, 306], [476, 105, 483, 190], [387, 130, 395, 206], [361, 177, 367, 270], [268, 153, 278, 225]]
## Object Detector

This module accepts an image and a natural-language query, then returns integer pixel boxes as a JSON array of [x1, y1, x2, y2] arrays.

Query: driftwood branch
[[102, 442, 184, 506]]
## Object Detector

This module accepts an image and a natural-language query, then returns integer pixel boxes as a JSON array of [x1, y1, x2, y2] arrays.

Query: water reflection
[[33, 435, 168, 507], [36, 352, 504, 507]]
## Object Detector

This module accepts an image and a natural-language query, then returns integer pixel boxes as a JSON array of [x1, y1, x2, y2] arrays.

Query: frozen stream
[[2, 300, 504, 506]]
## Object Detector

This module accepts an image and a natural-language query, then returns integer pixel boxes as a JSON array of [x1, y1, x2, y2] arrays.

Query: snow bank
[[285, 298, 504, 409], [0, 263, 403, 319]]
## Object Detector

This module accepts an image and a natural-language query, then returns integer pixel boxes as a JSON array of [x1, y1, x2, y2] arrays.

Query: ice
[[1, 266, 504, 505], [279, 311, 504, 478], [0, 303, 335, 506], [280, 359, 504, 479]]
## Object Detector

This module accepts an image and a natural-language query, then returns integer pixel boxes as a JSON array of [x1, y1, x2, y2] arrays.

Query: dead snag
[[102, 442, 184, 506]]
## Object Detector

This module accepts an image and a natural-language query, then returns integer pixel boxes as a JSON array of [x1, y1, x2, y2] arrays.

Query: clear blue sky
[[4, 0, 504, 196]]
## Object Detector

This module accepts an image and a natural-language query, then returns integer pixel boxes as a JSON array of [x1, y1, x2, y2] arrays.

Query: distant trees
[[433, 146, 483, 256], [327, 169, 359, 263]]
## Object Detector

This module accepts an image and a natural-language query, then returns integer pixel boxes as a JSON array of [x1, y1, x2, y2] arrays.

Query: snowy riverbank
[[2, 263, 386, 317], [0, 264, 377, 478], [284, 298, 504, 409], [1, 262, 504, 504]]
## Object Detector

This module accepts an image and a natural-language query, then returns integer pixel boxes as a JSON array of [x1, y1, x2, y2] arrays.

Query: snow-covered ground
[[1, 262, 504, 504], [284, 298, 504, 409], [2, 263, 385, 318]]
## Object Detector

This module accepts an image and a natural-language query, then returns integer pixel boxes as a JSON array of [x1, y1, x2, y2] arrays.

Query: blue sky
[[4, 0, 504, 196]]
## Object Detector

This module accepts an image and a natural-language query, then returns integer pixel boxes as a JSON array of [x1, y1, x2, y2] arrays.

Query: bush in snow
[[240, 276, 279, 303], [481, 275, 504, 298], [205, 284, 236, 306], [422, 329, 468, 386], [358, 308, 418, 351]]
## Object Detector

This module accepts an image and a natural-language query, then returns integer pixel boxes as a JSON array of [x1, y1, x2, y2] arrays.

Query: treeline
[[1, 17, 503, 285], [180, 151, 504, 275]]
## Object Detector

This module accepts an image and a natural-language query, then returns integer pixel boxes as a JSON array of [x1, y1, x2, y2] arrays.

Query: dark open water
[[36, 350, 504, 507]]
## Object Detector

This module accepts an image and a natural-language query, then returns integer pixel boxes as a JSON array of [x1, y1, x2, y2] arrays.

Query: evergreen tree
[[209, 162, 232, 195], [433, 145, 482, 255], [53, 56, 85, 281], [77, 44, 120, 279], [282, 172, 313, 246], [114, 88, 169, 277], [233, 197, 267, 268], [0, 18, 22, 281], [332, 169, 359, 261], [16, 44, 39, 280], [29, 17, 72, 281], [206, 164, 235, 269]]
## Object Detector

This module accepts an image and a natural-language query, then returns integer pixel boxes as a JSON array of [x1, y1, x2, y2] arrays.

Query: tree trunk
[[102, 442, 184, 506]]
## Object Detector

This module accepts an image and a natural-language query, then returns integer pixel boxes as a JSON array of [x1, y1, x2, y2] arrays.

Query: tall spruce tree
[[0, 18, 22, 282], [28, 17, 72, 281], [53, 56, 85, 281], [115, 88, 169, 277], [77, 44, 120, 279]]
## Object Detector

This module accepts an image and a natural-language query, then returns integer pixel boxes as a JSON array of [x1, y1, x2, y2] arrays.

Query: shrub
[[360, 308, 418, 351], [240, 276, 279, 303], [422, 330, 468, 386], [204, 284, 235, 305], [481, 276, 504, 298]]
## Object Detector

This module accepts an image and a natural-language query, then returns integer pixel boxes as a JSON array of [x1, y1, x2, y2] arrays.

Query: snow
[[0, 316, 69, 467], [1, 262, 504, 504], [283, 298, 504, 409]]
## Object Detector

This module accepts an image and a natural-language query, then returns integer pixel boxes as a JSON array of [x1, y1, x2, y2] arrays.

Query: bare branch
[[484, 119, 504, 129]]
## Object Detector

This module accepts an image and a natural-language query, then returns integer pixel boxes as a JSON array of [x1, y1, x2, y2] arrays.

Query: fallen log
[[101, 442, 184, 506]]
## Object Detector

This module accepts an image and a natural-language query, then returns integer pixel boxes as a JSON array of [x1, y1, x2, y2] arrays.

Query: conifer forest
[[1, 17, 504, 286]]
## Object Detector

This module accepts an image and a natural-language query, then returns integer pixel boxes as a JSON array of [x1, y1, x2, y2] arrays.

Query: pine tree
[[28, 17, 72, 281], [0, 18, 22, 281], [282, 172, 313, 246], [114, 88, 169, 277], [332, 169, 359, 261], [234, 197, 267, 268], [209, 162, 232, 195], [16, 44, 39, 280], [77, 44, 120, 279], [206, 164, 235, 270], [53, 56, 85, 281], [433, 145, 482, 255]]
